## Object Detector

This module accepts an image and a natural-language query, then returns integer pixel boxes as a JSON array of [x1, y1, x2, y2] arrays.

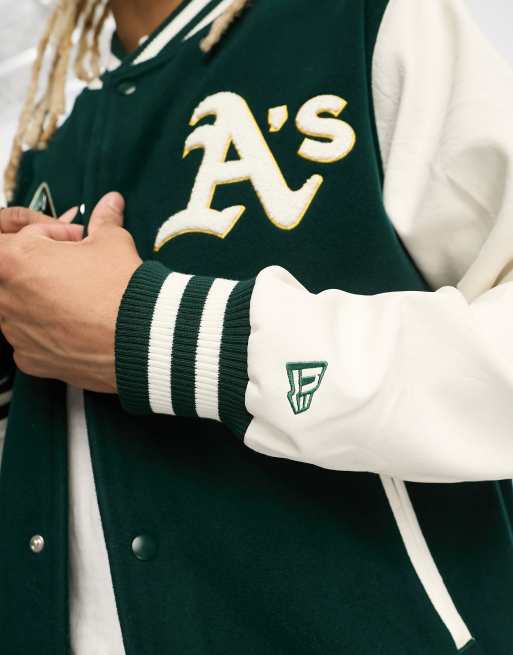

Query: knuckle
[[4, 207, 27, 231], [0, 208, 11, 231], [13, 351, 30, 374], [0, 207, 51, 235], [12, 207, 28, 224]]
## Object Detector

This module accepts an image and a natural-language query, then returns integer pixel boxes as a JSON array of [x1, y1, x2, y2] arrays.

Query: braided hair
[[4, 0, 251, 202], [4, 0, 109, 201]]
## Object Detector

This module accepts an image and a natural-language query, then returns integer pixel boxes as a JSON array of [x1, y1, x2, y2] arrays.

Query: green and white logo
[[286, 361, 328, 415], [29, 182, 57, 218]]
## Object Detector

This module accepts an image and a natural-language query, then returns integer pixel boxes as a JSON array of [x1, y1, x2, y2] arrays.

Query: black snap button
[[131, 534, 158, 561], [117, 81, 137, 96]]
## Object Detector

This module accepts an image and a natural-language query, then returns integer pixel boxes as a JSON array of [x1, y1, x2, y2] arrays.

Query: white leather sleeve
[[243, 0, 513, 483]]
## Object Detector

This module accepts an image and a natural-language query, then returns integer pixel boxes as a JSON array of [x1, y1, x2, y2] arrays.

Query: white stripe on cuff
[[195, 278, 237, 420], [148, 273, 192, 415]]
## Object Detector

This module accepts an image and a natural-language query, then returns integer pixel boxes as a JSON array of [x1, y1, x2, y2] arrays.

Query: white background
[[467, 0, 513, 65], [0, 0, 511, 201]]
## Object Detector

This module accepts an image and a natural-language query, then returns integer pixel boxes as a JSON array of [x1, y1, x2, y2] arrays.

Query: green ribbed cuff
[[115, 261, 168, 414], [217, 279, 254, 436], [115, 260, 254, 439]]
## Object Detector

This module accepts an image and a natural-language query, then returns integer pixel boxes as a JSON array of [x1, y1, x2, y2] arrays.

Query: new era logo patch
[[286, 361, 327, 415], [29, 182, 57, 218]]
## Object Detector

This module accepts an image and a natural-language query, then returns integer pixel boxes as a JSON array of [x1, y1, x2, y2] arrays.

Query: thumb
[[88, 192, 125, 236]]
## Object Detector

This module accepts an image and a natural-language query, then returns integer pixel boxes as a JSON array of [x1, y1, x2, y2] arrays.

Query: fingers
[[0, 207, 45, 234], [22, 222, 85, 242], [0, 205, 78, 233], [59, 206, 79, 223], [0, 192, 125, 244], [87, 192, 125, 236]]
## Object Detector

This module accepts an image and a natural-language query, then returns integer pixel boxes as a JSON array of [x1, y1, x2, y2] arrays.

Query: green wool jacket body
[[1, 0, 513, 654]]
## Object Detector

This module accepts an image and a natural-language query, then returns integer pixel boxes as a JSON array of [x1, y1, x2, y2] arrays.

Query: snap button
[[117, 81, 137, 96], [30, 534, 45, 554], [131, 534, 158, 561]]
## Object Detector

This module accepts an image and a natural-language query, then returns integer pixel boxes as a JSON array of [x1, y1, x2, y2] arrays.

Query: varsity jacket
[[1, 0, 513, 653]]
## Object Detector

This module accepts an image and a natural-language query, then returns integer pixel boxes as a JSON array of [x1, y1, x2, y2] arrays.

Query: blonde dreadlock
[[4, 0, 251, 203], [200, 0, 250, 53], [4, 0, 109, 202]]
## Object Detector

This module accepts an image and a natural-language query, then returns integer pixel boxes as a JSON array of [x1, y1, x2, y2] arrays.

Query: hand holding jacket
[[0, 194, 141, 395]]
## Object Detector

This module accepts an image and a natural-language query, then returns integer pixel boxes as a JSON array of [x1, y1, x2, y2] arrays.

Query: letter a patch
[[286, 361, 327, 415]]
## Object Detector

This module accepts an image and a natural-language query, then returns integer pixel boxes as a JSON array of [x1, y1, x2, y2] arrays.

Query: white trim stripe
[[194, 278, 237, 420], [133, 0, 216, 65], [183, 0, 233, 41], [0, 390, 12, 407], [381, 476, 473, 650], [106, 53, 122, 72], [148, 273, 192, 415]]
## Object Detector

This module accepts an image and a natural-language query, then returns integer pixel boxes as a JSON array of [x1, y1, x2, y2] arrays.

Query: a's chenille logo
[[154, 91, 356, 251], [286, 361, 328, 415]]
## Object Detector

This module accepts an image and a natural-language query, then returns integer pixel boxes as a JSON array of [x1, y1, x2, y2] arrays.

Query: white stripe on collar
[[183, 0, 233, 41], [105, 34, 147, 74], [133, 0, 218, 65], [106, 53, 122, 72]]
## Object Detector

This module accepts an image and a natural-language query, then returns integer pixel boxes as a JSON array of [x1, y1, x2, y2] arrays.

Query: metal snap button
[[117, 81, 137, 96], [30, 534, 45, 554], [131, 534, 158, 561]]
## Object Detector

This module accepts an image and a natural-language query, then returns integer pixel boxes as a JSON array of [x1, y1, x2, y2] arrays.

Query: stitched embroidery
[[154, 92, 357, 251], [154, 92, 323, 251], [268, 105, 289, 133], [296, 95, 356, 163], [286, 361, 328, 415]]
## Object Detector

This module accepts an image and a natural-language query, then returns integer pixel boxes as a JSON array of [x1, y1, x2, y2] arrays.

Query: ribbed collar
[[107, 0, 231, 72]]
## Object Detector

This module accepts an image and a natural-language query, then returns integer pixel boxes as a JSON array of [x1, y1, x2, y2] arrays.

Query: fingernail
[[106, 192, 125, 213], [61, 206, 78, 223]]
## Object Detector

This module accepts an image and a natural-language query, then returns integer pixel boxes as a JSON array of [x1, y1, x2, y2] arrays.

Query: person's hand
[[0, 192, 143, 393], [0, 204, 83, 349], [0, 205, 79, 234]]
